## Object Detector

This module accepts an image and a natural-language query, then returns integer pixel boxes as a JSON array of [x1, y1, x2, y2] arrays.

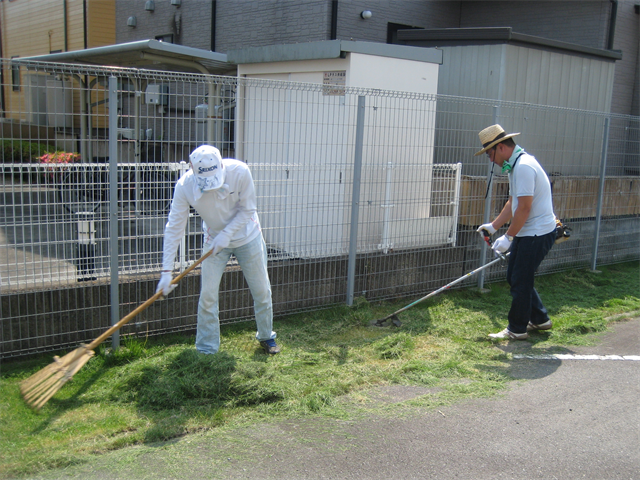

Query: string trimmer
[[371, 229, 507, 327]]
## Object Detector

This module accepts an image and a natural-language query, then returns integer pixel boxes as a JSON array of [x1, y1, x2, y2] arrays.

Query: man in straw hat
[[156, 145, 279, 354], [475, 125, 557, 340]]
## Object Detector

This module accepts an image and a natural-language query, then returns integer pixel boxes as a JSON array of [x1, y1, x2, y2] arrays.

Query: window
[[387, 23, 423, 44], [155, 34, 174, 43], [11, 57, 20, 92]]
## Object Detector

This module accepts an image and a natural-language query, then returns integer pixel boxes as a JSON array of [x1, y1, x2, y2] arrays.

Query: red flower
[[38, 151, 80, 183]]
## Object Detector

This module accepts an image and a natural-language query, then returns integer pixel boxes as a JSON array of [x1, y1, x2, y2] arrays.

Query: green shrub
[[1, 139, 52, 163]]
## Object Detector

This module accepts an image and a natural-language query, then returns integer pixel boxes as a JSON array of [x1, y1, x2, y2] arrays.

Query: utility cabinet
[[228, 40, 458, 258]]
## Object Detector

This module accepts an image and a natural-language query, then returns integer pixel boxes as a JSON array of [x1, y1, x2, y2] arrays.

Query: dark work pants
[[506, 230, 556, 334]]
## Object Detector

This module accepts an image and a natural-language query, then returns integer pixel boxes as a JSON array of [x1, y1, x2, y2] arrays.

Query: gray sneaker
[[488, 328, 528, 340], [527, 320, 553, 332]]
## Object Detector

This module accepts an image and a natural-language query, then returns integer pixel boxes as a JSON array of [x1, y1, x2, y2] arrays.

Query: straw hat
[[474, 124, 520, 156]]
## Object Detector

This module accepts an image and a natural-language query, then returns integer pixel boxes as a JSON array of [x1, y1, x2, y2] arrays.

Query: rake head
[[20, 346, 95, 411]]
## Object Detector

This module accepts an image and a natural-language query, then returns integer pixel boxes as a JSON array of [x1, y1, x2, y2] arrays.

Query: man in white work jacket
[[156, 145, 279, 354]]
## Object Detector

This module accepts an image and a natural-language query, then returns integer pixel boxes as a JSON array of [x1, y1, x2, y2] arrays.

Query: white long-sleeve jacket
[[161, 159, 262, 272]]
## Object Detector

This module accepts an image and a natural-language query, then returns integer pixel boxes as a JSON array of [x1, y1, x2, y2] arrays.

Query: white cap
[[190, 145, 225, 193]]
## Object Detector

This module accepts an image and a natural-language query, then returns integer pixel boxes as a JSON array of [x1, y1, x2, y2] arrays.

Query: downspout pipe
[[211, 0, 216, 51], [0, 4, 5, 118], [63, 0, 68, 51], [83, 0, 88, 49], [607, 0, 618, 50], [82, 0, 89, 157], [330, 0, 338, 40]]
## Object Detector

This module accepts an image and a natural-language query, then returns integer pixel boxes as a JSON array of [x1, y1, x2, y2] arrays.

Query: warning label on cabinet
[[323, 71, 346, 96]]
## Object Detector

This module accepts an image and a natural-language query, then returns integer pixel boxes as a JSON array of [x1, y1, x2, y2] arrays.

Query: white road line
[[513, 354, 640, 361]]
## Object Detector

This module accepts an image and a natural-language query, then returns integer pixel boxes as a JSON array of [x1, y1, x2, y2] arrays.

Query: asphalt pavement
[[33, 317, 639, 480]]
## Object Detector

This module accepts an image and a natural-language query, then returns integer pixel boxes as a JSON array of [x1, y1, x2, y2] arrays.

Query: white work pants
[[195, 235, 275, 354]]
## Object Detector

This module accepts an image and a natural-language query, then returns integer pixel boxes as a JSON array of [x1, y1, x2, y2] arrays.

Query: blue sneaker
[[259, 339, 280, 354]]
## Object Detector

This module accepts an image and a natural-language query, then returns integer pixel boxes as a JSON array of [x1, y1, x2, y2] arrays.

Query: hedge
[[1, 140, 53, 164]]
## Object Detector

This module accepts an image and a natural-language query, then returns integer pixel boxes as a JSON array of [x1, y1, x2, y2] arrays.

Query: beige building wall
[[0, 0, 115, 128], [86, 0, 116, 50]]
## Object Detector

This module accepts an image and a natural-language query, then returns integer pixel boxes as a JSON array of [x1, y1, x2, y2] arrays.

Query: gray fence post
[[591, 117, 610, 272], [346, 96, 366, 306], [478, 106, 499, 289], [109, 76, 120, 349]]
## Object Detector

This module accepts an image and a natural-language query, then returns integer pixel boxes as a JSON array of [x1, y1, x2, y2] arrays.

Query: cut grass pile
[[1, 261, 638, 478]]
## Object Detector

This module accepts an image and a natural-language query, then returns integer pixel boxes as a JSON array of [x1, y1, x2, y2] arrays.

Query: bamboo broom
[[20, 250, 212, 411]]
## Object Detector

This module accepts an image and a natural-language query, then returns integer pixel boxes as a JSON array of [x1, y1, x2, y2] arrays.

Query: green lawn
[[1, 261, 638, 479]]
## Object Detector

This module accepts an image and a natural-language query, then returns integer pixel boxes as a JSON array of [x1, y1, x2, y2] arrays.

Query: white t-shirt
[[162, 159, 262, 271], [508, 147, 557, 237]]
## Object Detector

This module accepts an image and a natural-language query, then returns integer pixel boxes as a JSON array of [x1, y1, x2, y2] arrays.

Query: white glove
[[210, 232, 231, 256], [492, 234, 512, 254], [476, 223, 497, 238], [156, 272, 177, 297]]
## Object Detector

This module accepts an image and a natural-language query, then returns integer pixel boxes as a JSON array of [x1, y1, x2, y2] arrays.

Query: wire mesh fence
[[1, 60, 638, 358]]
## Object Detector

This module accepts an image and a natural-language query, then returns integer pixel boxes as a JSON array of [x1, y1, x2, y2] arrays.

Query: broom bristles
[[20, 346, 94, 411], [19, 251, 212, 411]]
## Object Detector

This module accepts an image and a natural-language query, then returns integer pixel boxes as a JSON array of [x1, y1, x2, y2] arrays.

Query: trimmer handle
[[480, 228, 493, 248], [480, 228, 508, 260]]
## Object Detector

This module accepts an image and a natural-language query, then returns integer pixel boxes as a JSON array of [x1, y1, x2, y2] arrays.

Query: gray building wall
[[333, 1, 460, 43], [115, 1, 462, 51], [117, 0, 214, 50], [114, 1, 638, 116], [215, 0, 331, 51], [459, 1, 611, 49], [609, 1, 639, 116], [458, 0, 638, 117]]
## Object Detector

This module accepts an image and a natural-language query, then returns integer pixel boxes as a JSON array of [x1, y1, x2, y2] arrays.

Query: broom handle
[[86, 250, 213, 351]]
